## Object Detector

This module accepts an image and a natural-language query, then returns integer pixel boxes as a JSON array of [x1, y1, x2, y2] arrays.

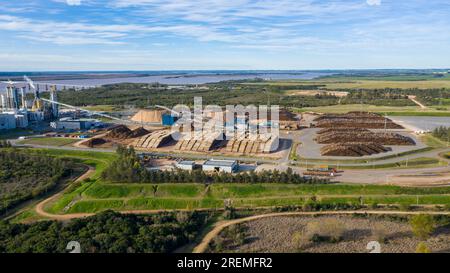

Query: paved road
[[192, 210, 450, 253]]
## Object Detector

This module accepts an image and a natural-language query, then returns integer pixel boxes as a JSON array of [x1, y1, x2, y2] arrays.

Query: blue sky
[[0, 0, 449, 71]]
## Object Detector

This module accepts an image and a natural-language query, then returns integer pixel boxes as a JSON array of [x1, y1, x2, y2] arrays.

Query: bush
[[410, 214, 436, 240], [304, 219, 345, 243], [372, 223, 388, 243], [416, 242, 431, 253]]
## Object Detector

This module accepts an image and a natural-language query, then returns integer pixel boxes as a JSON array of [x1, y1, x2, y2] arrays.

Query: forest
[[49, 82, 340, 108], [0, 210, 210, 253], [45, 82, 450, 109], [101, 146, 329, 184], [0, 149, 74, 215], [432, 126, 450, 142]]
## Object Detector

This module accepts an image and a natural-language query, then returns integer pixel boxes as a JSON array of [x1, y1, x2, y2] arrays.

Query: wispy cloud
[[367, 0, 381, 6], [1, 0, 450, 70]]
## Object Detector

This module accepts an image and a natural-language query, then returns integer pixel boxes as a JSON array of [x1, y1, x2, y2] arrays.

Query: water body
[[389, 116, 450, 131], [0, 71, 331, 91]]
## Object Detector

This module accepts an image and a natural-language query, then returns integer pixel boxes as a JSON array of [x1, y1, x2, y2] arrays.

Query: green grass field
[[47, 181, 450, 214], [18, 137, 80, 147], [9, 148, 448, 218]]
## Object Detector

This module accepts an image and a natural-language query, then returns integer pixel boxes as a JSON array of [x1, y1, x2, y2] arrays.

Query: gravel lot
[[224, 215, 450, 253]]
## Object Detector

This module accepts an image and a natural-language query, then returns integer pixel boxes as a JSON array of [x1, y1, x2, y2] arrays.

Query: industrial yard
[[1, 75, 450, 256]]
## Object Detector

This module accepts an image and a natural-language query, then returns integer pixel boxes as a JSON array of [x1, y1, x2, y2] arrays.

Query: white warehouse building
[[176, 161, 196, 171], [202, 159, 239, 173]]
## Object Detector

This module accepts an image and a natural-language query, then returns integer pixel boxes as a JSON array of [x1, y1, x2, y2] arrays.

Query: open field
[[245, 79, 450, 89], [208, 214, 450, 253], [17, 137, 80, 147], [295, 104, 450, 116], [5, 148, 448, 223]]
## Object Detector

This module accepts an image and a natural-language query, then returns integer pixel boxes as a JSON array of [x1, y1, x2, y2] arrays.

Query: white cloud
[[366, 0, 381, 6], [66, 0, 81, 6]]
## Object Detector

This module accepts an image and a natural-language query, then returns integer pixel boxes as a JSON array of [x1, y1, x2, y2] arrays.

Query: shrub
[[372, 223, 388, 243], [416, 242, 431, 253], [410, 214, 436, 240], [304, 218, 345, 243]]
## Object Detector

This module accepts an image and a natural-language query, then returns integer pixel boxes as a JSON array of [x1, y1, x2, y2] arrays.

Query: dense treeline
[[0, 150, 72, 215], [339, 88, 450, 107], [433, 126, 450, 142], [101, 146, 329, 184], [341, 89, 413, 106], [0, 210, 210, 253], [51, 82, 450, 110], [51, 83, 341, 108]]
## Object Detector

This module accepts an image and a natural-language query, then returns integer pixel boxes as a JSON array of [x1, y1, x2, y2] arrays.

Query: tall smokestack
[[21, 87, 26, 109]]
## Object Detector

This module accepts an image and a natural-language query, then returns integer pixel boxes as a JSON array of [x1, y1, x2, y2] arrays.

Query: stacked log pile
[[315, 131, 416, 145], [315, 112, 403, 129], [313, 112, 416, 157], [320, 143, 391, 157]]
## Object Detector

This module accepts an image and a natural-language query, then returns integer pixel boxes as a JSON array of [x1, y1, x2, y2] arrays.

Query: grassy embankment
[[9, 149, 450, 219], [62, 183, 450, 213], [10, 149, 117, 222], [17, 137, 80, 147]]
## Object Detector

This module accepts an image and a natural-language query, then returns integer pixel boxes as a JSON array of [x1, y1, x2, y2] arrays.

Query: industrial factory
[[0, 81, 57, 130], [0, 77, 102, 132]]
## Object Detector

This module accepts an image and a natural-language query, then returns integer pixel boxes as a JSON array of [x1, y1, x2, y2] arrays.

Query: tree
[[410, 214, 436, 240]]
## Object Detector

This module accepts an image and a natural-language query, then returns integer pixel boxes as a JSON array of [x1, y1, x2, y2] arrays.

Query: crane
[[40, 98, 161, 126]]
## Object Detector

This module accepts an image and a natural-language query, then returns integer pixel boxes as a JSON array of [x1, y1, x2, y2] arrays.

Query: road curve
[[34, 167, 96, 220], [192, 210, 450, 253]]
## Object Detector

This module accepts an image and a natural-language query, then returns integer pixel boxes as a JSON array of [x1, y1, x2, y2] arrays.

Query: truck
[[303, 166, 339, 177]]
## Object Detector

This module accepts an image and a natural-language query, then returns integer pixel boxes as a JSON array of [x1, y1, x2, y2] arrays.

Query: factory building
[[0, 113, 16, 130], [27, 111, 45, 122], [202, 159, 239, 173], [50, 118, 101, 131], [14, 114, 28, 128], [176, 161, 196, 171], [1, 94, 7, 109]]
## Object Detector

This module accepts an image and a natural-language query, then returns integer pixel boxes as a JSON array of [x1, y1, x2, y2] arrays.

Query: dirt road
[[408, 95, 427, 109], [34, 167, 96, 221], [192, 210, 450, 253]]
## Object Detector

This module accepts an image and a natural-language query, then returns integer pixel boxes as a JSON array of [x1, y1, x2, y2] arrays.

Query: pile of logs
[[315, 131, 416, 146], [320, 143, 392, 157], [315, 112, 403, 129]]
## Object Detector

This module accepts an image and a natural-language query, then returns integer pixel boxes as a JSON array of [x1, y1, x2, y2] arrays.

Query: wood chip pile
[[105, 125, 149, 140], [134, 130, 174, 149], [225, 134, 279, 154], [174, 131, 225, 152]]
